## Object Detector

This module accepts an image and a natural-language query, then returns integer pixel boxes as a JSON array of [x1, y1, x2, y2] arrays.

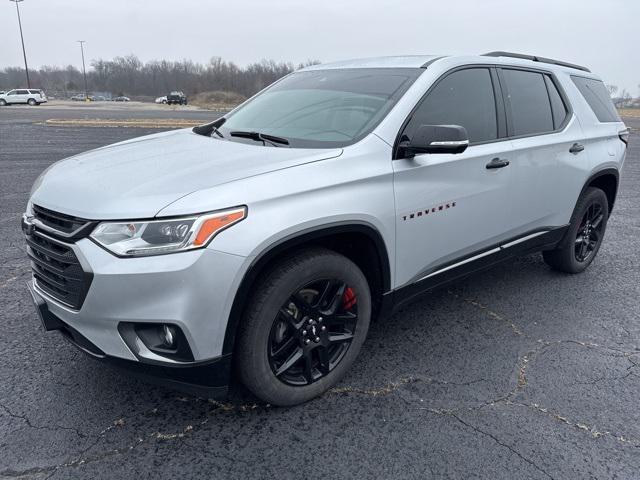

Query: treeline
[[0, 55, 319, 98]]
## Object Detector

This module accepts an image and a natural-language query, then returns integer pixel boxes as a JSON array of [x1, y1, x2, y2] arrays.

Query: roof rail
[[482, 51, 591, 73]]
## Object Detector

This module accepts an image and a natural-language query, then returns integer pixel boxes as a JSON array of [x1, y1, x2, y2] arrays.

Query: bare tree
[[0, 55, 319, 99]]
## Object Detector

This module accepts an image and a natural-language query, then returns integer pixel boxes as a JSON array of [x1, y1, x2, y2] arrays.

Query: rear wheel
[[27, 98, 37, 106], [543, 187, 609, 273], [236, 248, 371, 406]]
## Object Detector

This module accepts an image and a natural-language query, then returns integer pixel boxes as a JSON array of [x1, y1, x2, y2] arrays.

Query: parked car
[[70, 94, 93, 101], [0, 88, 47, 106], [166, 91, 187, 105], [113, 96, 130, 102], [155, 96, 168, 104], [23, 53, 628, 406]]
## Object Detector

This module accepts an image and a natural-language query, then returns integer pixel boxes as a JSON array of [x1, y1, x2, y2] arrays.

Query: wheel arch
[[221, 221, 391, 355], [582, 168, 619, 213]]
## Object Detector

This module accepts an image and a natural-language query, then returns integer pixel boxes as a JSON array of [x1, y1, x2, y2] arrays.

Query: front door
[[393, 67, 513, 288]]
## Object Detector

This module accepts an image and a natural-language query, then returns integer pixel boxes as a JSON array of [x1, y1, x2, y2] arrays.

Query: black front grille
[[26, 231, 92, 310], [33, 204, 90, 235]]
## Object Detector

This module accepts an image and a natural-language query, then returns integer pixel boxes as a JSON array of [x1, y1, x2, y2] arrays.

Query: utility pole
[[77, 40, 89, 100], [9, 0, 31, 88]]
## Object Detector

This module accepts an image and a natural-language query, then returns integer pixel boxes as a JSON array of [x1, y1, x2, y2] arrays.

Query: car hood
[[30, 128, 342, 219]]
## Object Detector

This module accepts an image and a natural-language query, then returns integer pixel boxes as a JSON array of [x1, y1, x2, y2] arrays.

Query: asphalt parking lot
[[1, 104, 639, 479]]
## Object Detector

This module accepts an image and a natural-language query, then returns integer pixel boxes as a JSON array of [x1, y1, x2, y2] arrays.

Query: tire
[[162, 100, 167, 104], [236, 248, 371, 406], [27, 98, 37, 106], [0, 100, 6, 106], [543, 187, 609, 273]]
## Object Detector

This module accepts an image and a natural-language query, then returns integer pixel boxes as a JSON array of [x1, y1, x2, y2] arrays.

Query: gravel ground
[[1, 104, 639, 480]]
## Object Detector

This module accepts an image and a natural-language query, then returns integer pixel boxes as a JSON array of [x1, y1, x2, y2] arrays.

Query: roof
[[300, 55, 443, 70], [300, 53, 591, 74]]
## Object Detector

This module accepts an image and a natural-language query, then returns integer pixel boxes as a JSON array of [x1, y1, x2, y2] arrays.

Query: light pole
[[77, 40, 88, 100], [9, 0, 31, 88]]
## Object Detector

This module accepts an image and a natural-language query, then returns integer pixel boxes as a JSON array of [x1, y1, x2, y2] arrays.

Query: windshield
[[219, 68, 423, 148]]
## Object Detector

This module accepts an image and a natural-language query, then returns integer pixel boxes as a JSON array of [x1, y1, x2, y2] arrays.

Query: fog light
[[162, 325, 176, 348], [118, 322, 195, 363]]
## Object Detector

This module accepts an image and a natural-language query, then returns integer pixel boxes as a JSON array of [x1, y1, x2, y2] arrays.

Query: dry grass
[[42, 118, 201, 128], [618, 108, 640, 118], [189, 90, 246, 111]]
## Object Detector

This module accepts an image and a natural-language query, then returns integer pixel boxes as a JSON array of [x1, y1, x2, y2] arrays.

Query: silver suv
[[0, 88, 47, 106], [23, 53, 628, 405]]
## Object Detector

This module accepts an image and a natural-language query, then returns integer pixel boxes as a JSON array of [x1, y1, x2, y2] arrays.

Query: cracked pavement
[[1, 106, 639, 479]]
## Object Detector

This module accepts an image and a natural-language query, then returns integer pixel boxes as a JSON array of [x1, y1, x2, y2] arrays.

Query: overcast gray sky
[[1, 0, 638, 93]]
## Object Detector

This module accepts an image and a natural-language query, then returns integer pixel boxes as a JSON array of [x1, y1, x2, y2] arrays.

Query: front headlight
[[90, 206, 246, 257]]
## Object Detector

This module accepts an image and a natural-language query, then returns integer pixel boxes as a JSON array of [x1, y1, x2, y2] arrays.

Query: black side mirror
[[399, 125, 469, 157]]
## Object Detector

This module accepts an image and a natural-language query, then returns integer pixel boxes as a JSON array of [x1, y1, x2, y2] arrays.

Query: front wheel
[[0, 99, 7, 106], [236, 248, 371, 406], [543, 187, 609, 273]]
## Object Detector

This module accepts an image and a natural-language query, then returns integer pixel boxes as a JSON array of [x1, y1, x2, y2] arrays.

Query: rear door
[[392, 67, 514, 287], [498, 67, 580, 233], [15, 89, 30, 103]]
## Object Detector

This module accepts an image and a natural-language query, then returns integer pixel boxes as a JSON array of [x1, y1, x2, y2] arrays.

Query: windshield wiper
[[192, 117, 225, 138], [229, 131, 290, 147]]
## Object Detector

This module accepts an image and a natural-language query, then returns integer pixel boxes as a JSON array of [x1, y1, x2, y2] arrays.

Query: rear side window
[[16, 89, 29, 95], [544, 76, 568, 129], [404, 68, 498, 144], [571, 76, 621, 123], [502, 69, 554, 136], [29, 89, 41, 95]]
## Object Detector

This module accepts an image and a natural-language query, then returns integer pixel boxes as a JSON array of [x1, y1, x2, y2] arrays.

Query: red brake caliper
[[342, 287, 357, 310]]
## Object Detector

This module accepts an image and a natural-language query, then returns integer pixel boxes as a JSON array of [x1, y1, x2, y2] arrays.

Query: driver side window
[[404, 68, 498, 144]]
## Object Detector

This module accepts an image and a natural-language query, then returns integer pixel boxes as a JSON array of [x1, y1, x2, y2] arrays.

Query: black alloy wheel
[[236, 248, 371, 406], [268, 279, 359, 386], [574, 201, 605, 263], [543, 187, 609, 274]]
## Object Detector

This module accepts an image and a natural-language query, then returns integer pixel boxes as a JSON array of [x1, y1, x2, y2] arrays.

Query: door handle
[[569, 143, 585, 154], [486, 158, 510, 169]]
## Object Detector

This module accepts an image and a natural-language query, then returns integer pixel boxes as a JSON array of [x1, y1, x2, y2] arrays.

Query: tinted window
[[571, 76, 621, 123], [502, 69, 553, 136], [29, 89, 41, 94], [545, 76, 568, 129], [221, 68, 423, 148], [16, 90, 29, 95], [405, 68, 497, 144]]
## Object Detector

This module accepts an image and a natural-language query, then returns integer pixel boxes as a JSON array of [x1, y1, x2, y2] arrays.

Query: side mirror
[[400, 125, 469, 157]]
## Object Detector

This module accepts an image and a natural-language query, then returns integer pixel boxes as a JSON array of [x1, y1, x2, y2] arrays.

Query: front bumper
[[28, 280, 232, 398], [28, 232, 248, 363]]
